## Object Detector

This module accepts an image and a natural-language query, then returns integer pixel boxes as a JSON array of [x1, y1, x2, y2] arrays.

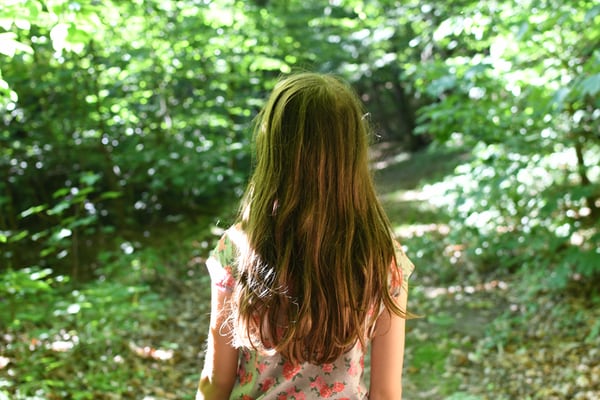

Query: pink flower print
[[348, 361, 359, 376], [241, 371, 253, 384], [310, 376, 326, 389], [286, 386, 305, 400], [282, 361, 301, 380], [239, 365, 253, 384], [277, 395, 287, 400], [333, 382, 345, 393], [241, 396, 254, 400], [220, 266, 236, 289], [256, 361, 268, 374], [319, 386, 333, 398], [321, 363, 334, 373], [259, 377, 275, 392], [242, 349, 251, 362]]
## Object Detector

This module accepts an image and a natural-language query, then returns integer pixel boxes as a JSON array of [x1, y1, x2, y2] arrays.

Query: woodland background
[[1, 0, 599, 399]]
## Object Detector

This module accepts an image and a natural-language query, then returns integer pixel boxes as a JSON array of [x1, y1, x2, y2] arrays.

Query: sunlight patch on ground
[[394, 223, 450, 238], [382, 183, 450, 203], [422, 280, 509, 299], [371, 151, 412, 170], [129, 342, 174, 361]]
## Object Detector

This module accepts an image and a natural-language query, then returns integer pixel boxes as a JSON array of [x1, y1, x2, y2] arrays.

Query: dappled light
[[2, 0, 599, 398], [394, 223, 450, 238], [422, 279, 508, 299]]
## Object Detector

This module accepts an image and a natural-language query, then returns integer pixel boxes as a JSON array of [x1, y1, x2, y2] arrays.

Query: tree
[[412, 0, 600, 287]]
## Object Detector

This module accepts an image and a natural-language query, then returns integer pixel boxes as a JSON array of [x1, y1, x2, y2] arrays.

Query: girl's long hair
[[231, 72, 406, 364]]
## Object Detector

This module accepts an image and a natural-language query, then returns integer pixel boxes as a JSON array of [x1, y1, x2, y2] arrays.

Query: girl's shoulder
[[211, 223, 246, 257], [391, 239, 415, 294], [394, 240, 415, 275], [206, 224, 246, 291]]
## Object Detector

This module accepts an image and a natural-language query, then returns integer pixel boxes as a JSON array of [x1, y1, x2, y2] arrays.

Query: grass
[[3, 144, 599, 399], [0, 213, 223, 399], [374, 145, 600, 400], [1, 143, 470, 399]]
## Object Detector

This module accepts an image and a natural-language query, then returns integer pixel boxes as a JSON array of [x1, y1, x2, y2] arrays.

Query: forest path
[[148, 143, 600, 399], [372, 143, 504, 398], [371, 143, 600, 400]]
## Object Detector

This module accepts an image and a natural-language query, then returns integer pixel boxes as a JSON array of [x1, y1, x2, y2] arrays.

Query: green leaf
[[579, 73, 600, 97], [0, 32, 34, 57], [40, 246, 56, 257], [67, 24, 91, 44], [99, 191, 122, 200], [50, 23, 70, 53], [427, 75, 457, 97], [53, 187, 70, 198], [574, 249, 600, 277], [29, 268, 53, 281], [7, 230, 28, 243], [584, 4, 600, 24], [19, 205, 48, 218], [67, 215, 97, 229], [80, 172, 101, 187], [73, 187, 94, 198], [47, 201, 70, 216], [550, 87, 570, 110]]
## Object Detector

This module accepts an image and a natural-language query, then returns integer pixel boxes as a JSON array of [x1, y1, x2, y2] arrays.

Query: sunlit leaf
[[249, 56, 290, 73], [19, 205, 47, 218], [50, 23, 70, 53], [52, 188, 70, 198], [47, 201, 70, 216], [0, 32, 33, 57]]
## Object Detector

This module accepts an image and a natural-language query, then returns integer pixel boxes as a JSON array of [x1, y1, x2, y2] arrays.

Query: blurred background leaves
[[0, 0, 599, 398]]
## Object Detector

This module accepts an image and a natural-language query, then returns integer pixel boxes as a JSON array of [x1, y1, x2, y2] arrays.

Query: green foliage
[[0, 0, 599, 396], [0, 210, 218, 398], [413, 0, 600, 290], [0, 246, 174, 398], [0, 267, 57, 326]]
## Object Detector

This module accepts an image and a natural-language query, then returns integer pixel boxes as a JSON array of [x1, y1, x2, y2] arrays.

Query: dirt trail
[[153, 144, 600, 399], [372, 144, 600, 399]]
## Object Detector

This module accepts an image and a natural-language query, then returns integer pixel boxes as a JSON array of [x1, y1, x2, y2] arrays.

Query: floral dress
[[205, 227, 414, 400]]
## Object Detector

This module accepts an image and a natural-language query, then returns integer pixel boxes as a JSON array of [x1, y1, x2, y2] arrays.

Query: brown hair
[[231, 72, 406, 364]]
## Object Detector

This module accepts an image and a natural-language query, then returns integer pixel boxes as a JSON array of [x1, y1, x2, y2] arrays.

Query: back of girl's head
[[235, 72, 400, 365], [251, 73, 371, 214]]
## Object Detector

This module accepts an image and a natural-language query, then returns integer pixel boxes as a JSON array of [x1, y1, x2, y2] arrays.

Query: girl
[[197, 72, 415, 399]]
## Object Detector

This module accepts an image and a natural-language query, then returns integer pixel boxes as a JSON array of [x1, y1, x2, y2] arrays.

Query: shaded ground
[[134, 143, 600, 399], [3, 144, 598, 399], [371, 143, 600, 399]]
